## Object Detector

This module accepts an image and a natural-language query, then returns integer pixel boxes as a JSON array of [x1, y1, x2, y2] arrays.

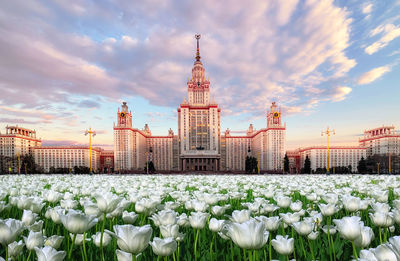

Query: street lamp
[[321, 127, 335, 175], [84, 128, 96, 174]]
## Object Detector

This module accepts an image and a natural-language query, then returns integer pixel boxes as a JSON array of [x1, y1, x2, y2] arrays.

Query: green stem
[[210, 234, 215, 260], [68, 234, 77, 259], [291, 227, 296, 260], [6, 244, 9, 261], [352, 241, 358, 260], [132, 254, 136, 261], [379, 227, 382, 245], [82, 232, 88, 261], [269, 234, 272, 261], [248, 250, 252, 261], [327, 217, 333, 261], [384, 227, 388, 242], [100, 213, 106, 261], [177, 242, 180, 261], [243, 248, 247, 261], [286, 255, 289, 261], [194, 229, 200, 261], [300, 236, 307, 259], [308, 238, 315, 261], [230, 240, 234, 261], [27, 250, 32, 261], [330, 232, 336, 261]]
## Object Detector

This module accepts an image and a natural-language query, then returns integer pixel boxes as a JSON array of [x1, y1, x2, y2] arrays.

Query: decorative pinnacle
[[195, 34, 201, 61]]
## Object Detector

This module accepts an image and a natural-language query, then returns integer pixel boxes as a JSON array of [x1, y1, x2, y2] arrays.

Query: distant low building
[[359, 126, 400, 156], [34, 146, 101, 173], [100, 150, 114, 173], [287, 146, 366, 173], [0, 126, 41, 173]]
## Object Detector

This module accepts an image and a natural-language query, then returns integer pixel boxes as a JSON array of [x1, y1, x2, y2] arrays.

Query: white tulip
[[333, 216, 362, 241], [122, 211, 138, 224], [44, 235, 64, 249], [23, 231, 45, 251], [7, 240, 25, 258], [354, 225, 374, 248], [230, 210, 251, 223], [34, 246, 66, 261], [189, 212, 209, 229], [149, 237, 177, 256], [0, 219, 25, 246], [92, 231, 111, 247], [111, 224, 152, 254], [271, 235, 294, 256], [226, 219, 269, 250], [209, 218, 226, 232]]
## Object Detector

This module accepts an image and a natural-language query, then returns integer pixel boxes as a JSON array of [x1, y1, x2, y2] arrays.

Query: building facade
[[222, 103, 286, 172], [0, 126, 42, 173], [34, 146, 101, 173], [177, 35, 221, 171], [100, 150, 114, 174], [359, 126, 400, 156], [113, 102, 178, 172], [113, 35, 285, 172], [287, 146, 367, 173]]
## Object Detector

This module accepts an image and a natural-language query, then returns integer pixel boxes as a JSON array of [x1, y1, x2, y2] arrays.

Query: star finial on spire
[[195, 34, 201, 61]]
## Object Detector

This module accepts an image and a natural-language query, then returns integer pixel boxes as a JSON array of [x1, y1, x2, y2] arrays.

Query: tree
[[245, 156, 258, 174], [245, 156, 251, 173], [144, 161, 156, 173], [357, 156, 367, 174], [283, 153, 289, 173], [303, 155, 311, 174], [21, 154, 37, 174]]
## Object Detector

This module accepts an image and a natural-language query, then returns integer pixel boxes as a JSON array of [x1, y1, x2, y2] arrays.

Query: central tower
[[178, 35, 221, 171]]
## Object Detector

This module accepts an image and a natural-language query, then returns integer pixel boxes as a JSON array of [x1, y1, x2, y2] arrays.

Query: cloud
[[365, 24, 400, 54], [362, 3, 373, 14], [0, 0, 358, 124], [357, 66, 391, 85], [330, 86, 352, 102], [0, 118, 37, 124], [78, 99, 100, 109]]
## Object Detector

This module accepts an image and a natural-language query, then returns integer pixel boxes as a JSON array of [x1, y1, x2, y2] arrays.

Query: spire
[[195, 34, 201, 61]]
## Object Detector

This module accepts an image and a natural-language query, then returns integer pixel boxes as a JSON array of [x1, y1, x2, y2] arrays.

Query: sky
[[0, 0, 400, 150]]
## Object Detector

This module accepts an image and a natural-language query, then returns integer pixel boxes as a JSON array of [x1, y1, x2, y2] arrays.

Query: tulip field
[[1, 174, 400, 261]]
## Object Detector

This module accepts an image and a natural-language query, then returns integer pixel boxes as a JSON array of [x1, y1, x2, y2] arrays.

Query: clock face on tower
[[120, 112, 126, 118], [273, 112, 280, 118]]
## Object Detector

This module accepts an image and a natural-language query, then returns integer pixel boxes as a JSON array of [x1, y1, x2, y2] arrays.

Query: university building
[[114, 35, 286, 172]]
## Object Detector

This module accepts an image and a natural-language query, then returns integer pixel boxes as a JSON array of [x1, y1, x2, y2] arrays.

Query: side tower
[[113, 102, 134, 172], [178, 35, 221, 171], [265, 102, 286, 171]]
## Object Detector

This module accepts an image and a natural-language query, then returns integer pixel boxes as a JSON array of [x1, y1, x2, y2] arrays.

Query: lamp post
[[84, 128, 96, 174], [146, 147, 153, 174], [321, 127, 335, 175], [389, 152, 391, 175], [377, 162, 380, 175]]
